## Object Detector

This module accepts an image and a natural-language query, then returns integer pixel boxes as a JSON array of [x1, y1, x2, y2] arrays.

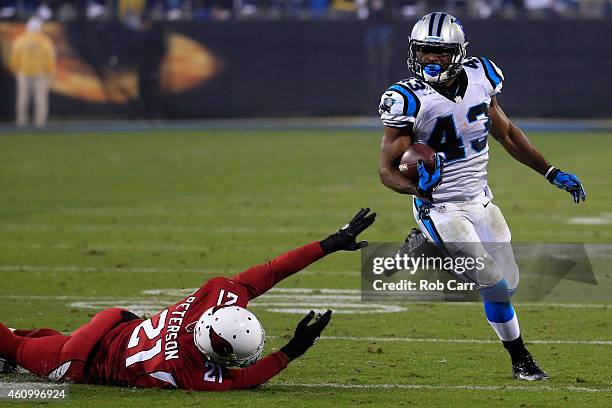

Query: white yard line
[[0, 381, 609, 394], [0, 382, 65, 389], [270, 382, 612, 393], [0, 207, 411, 219], [0, 223, 331, 234], [299, 335, 612, 346], [0, 242, 287, 252], [0, 265, 357, 276], [0, 265, 237, 274]]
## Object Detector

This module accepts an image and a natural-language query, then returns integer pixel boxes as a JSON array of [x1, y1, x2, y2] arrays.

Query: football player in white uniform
[[378, 12, 586, 381]]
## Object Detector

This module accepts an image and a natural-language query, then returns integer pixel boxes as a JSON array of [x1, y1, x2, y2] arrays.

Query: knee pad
[[480, 278, 511, 303], [483, 300, 515, 323], [480, 279, 515, 323]]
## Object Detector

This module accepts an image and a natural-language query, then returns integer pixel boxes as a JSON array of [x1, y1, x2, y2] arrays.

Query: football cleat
[[1, 328, 17, 374], [512, 353, 549, 381], [0, 357, 16, 374], [385, 228, 440, 277]]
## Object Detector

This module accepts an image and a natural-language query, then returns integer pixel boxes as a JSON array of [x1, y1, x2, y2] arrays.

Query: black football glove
[[281, 310, 332, 361], [319, 208, 376, 254]]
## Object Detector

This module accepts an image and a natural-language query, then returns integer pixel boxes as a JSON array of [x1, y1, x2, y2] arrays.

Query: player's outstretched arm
[[231, 209, 376, 299], [489, 96, 586, 204], [379, 126, 421, 195]]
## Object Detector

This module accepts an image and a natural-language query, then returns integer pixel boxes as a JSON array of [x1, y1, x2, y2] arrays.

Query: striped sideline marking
[[269, 382, 612, 393]]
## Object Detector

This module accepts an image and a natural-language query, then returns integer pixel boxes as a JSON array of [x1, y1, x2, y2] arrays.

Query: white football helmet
[[194, 306, 265, 367], [408, 12, 468, 84]]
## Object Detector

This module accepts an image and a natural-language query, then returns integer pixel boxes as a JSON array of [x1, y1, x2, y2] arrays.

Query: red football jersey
[[87, 241, 325, 390]]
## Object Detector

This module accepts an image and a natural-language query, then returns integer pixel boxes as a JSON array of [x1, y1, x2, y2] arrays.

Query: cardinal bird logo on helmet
[[208, 327, 235, 358], [194, 305, 266, 367]]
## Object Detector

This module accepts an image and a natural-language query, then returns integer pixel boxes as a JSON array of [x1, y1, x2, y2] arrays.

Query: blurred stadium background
[[0, 0, 611, 124]]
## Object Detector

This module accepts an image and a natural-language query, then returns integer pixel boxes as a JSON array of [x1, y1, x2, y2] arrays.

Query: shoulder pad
[[463, 56, 504, 95], [385, 82, 422, 116], [479, 57, 504, 92]]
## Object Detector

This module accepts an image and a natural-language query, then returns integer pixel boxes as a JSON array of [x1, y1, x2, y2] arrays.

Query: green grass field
[[0, 129, 610, 407]]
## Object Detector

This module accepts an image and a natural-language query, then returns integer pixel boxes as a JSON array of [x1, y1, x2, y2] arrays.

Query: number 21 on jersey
[[125, 289, 240, 368], [126, 309, 169, 367]]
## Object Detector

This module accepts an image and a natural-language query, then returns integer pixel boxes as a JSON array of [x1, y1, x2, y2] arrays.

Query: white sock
[[487, 314, 520, 341]]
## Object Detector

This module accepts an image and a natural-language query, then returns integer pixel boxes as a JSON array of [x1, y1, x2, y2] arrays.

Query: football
[[398, 143, 437, 181]]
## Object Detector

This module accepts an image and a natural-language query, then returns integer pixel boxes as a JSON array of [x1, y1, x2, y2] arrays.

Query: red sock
[[13, 328, 63, 338], [5, 308, 130, 381], [0, 323, 20, 360]]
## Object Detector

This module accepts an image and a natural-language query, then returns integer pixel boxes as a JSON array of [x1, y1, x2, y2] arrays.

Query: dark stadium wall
[[0, 19, 609, 120]]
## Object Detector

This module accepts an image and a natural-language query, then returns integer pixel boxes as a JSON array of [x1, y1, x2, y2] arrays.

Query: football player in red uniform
[[0, 209, 376, 390]]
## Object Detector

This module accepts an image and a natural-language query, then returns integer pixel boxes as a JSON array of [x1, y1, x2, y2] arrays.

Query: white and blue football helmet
[[408, 12, 468, 84]]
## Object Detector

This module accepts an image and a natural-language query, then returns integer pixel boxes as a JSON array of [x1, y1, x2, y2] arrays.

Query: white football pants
[[412, 192, 520, 290]]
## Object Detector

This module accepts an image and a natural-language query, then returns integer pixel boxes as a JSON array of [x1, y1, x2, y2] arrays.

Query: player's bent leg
[[411, 200, 547, 380], [481, 279, 520, 341], [5, 308, 137, 383], [413, 199, 504, 286], [1, 326, 65, 374], [478, 202, 520, 290], [484, 243, 519, 291], [51, 308, 137, 382], [480, 279, 548, 381], [2, 322, 82, 379], [13, 328, 63, 338], [476, 202, 546, 379], [15, 332, 73, 378]]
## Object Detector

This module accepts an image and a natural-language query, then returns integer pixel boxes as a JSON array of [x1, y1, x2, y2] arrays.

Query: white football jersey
[[379, 57, 504, 202]]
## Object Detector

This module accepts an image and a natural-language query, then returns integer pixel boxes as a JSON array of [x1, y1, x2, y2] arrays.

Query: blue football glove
[[546, 167, 586, 204], [416, 153, 444, 200]]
